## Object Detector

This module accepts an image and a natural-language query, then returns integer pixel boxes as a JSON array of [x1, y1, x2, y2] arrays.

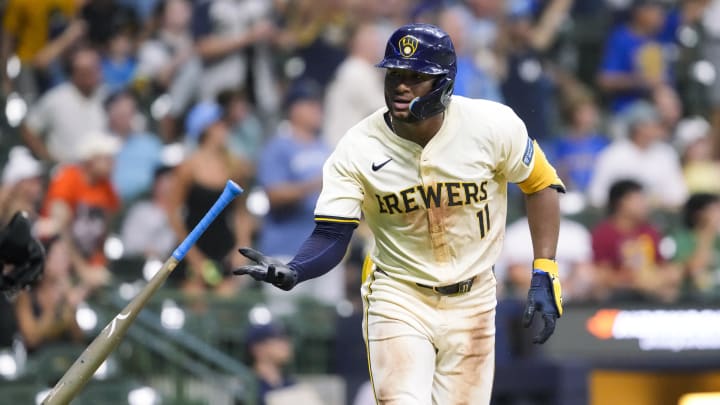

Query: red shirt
[[591, 220, 663, 273]]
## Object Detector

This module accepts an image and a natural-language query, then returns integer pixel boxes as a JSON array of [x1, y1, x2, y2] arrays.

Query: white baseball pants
[[361, 268, 497, 405]]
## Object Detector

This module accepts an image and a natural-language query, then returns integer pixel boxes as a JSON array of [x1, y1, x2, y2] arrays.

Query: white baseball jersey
[[315, 96, 556, 293]]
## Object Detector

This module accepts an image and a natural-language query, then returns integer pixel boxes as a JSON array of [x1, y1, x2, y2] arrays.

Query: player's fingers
[[238, 248, 268, 265], [266, 264, 277, 282], [232, 265, 267, 281], [522, 300, 536, 328], [533, 313, 557, 344]]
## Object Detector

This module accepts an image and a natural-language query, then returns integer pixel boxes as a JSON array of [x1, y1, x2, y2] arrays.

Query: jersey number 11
[[476, 204, 490, 239]]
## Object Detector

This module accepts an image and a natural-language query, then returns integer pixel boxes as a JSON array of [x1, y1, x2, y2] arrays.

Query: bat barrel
[[42, 257, 179, 405], [42, 180, 244, 405]]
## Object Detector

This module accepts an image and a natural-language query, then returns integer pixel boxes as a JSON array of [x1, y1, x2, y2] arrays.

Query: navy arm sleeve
[[287, 221, 357, 283]]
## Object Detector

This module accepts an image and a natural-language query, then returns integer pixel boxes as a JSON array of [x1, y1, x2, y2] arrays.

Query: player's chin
[[389, 108, 411, 121]]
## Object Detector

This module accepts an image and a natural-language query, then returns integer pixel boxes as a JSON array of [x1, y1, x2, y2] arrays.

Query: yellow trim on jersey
[[361, 254, 374, 283], [363, 272, 379, 405], [314, 216, 361, 225], [517, 140, 566, 194]]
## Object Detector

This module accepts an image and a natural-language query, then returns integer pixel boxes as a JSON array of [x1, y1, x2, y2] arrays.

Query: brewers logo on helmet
[[399, 35, 418, 57]]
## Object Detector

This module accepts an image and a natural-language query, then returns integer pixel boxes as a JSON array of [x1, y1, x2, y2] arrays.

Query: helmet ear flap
[[409, 75, 454, 120]]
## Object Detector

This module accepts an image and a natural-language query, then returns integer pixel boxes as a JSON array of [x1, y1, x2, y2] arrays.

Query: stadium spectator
[[107, 91, 163, 202], [42, 132, 121, 291], [591, 179, 681, 302], [121, 166, 176, 259], [499, 0, 573, 141], [0, 147, 45, 224], [276, 0, 353, 89], [257, 80, 344, 308], [1, 0, 84, 99], [588, 101, 687, 210], [244, 322, 298, 405], [15, 237, 86, 352], [597, 0, 675, 112], [672, 193, 720, 299], [118, 0, 161, 23], [136, 0, 201, 141], [551, 89, 609, 193], [192, 0, 277, 109], [217, 88, 265, 162], [166, 102, 253, 294], [675, 117, 720, 194], [652, 83, 683, 138], [439, 7, 503, 103], [460, 0, 504, 53], [257, 81, 329, 258], [673, 0, 714, 118], [323, 23, 385, 147], [497, 214, 596, 302], [100, 28, 138, 93], [80, 0, 139, 48], [21, 46, 107, 163]]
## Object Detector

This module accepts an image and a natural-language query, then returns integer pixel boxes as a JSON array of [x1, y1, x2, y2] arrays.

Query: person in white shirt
[[323, 23, 386, 146], [21, 46, 107, 164], [588, 101, 688, 210], [497, 214, 595, 302]]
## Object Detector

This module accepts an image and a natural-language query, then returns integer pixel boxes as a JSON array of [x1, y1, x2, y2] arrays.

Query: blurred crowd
[[1, 0, 720, 402]]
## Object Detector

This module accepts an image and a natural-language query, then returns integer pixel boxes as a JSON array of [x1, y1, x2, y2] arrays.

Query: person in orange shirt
[[43, 132, 121, 290]]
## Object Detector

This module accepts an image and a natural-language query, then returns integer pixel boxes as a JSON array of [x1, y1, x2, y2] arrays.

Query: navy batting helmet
[[377, 23, 457, 120]]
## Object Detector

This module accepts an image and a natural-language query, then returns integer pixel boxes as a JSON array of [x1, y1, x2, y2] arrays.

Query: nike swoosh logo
[[372, 158, 393, 171]]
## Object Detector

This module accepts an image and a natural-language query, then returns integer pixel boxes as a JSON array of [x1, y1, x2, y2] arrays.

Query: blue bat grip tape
[[172, 180, 243, 260]]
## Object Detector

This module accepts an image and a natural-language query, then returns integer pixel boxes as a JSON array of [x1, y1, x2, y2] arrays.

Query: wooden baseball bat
[[42, 180, 244, 405]]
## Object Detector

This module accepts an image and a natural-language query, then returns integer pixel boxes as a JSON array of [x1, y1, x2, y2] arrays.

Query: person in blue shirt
[[108, 91, 163, 202], [100, 29, 138, 94], [439, 7, 503, 103], [598, 0, 676, 112], [257, 80, 331, 258], [551, 91, 609, 192]]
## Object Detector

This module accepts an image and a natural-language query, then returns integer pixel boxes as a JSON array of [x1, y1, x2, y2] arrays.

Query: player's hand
[[523, 258, 563, 344], [233, 248, 298, 291]]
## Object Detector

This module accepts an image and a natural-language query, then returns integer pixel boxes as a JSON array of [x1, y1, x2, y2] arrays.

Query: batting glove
[[523, 258, 563, 344], [233, 248, 298, 291]]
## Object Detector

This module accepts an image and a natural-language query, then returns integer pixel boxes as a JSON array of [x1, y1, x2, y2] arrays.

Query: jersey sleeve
[[495, 108, 565, 194], [314, 142, 363, 225]]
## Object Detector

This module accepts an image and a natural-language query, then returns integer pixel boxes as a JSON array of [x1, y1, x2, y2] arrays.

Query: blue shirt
[[550, 133, 609, 192], [258, 131, 330, 256], [101, 57, 137, 94], [454, 55, 503, 103], [600, 25, 674, 112], [112, 132, 163, 202]]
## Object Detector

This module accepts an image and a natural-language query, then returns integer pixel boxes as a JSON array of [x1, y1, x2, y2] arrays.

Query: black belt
[[416, 275, 477, 295]]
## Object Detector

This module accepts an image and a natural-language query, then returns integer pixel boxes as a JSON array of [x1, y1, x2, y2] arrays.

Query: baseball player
[[235, 23, 564, 404]]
